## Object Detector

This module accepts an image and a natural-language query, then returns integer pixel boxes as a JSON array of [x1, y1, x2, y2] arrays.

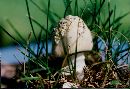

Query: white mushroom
[[54, 15, 93, 80]]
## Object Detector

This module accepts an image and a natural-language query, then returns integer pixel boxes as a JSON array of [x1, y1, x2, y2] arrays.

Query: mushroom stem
[[70, 53, 85, 80]]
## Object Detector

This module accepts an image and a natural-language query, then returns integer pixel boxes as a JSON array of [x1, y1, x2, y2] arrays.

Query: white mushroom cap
[[54, 15, 93, 55]]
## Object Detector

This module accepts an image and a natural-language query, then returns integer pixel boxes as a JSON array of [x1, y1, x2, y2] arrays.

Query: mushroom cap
[[54, 15, 93, 54]]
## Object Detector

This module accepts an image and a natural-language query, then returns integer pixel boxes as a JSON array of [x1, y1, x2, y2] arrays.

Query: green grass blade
[[64, 0, 72, 17], [110, 12, 130, 28], [31, 0, 61, 20], [102, 10, 113, 28], [20, 77, 40, 81], [0, 25, 21, 45], [6, 19, 26, 43], [30, 17, 49, 34], [45, 0, 50, 73], [74, 0, 78, 16], [0, 25, 37, 57], [95, 0, 106, 17], [25, 0, 38, 43]]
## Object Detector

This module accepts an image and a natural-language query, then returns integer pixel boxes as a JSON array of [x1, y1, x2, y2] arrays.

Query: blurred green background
[[0, 0, 130, 47]]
